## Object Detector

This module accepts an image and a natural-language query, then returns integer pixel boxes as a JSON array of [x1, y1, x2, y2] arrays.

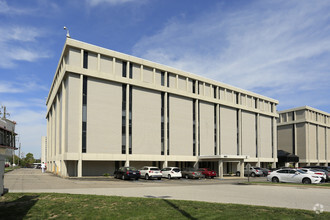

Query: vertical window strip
[[214, 104, 217, 155], [161, 92, 165, 155], [237, 110, 239, 155], [192, 80, 196, 94], [129, 63, 133, 79], [255, 114, 258, 157], [129, 86, 132, 154], [193, 99, 196, 156], [198, 101, 200, 156], [122, 61, 127, 77], [167, 94, 170, 155], [161, 71, 165, 86], [83, 51, 88, 69], [122, 85, 126, 154], [82, 76, 87, 153], [271, 118, 274, 158]]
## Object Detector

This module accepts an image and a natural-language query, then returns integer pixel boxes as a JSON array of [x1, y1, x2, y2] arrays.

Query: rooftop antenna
[[1, 106, 10, 119], [64, 26, 70, 38]]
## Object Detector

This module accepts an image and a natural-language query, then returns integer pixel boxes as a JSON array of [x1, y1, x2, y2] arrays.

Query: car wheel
[[158, 177, 161, 180], [302, 178, 311, 184], [145, 174, 149, 180], [168, 174, 171, 179], [272, 177, 279, 183], [122, 175, 125, 180], [251, 172, 256, 177], [211, 176, 215, 179], [185, 175, 189, 179]]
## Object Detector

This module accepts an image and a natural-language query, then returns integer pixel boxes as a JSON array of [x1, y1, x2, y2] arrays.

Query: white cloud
[[87, 0, 136, 6], [0, 80, 48, 94], [132, 1, 330, 111]]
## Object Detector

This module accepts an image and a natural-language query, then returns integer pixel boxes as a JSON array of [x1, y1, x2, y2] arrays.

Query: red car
[[198, 168, 217, 178]]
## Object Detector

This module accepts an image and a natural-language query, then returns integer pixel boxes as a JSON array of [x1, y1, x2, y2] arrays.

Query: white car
[[300, 168, 326, 182], [161, 167, 182, 179], [139, 166, 162, 180], [267, 169, 321, 184]]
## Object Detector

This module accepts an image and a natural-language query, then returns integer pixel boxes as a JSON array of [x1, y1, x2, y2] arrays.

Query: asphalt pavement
[[4, 168, 330, 212]]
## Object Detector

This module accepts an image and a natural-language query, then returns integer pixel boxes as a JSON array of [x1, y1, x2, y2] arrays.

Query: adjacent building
[[46, 38, 278, 177], [277, 106, 330, 167], [0, 117, 17, 195]]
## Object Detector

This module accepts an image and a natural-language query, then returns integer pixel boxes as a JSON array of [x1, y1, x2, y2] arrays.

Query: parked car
[[303, 166, 330, 172], [114, 166, 141, 180], [198, 168, 216, 178], [267, 168, 322, 184], [181, 168, 204, 179], [313, 168, 330, 182], [300, 168, 326, 182], [139, 166, 162, 180], [236, 166, 264, 177], [261, 168, 270, 176], [161, 167, 182, 179]]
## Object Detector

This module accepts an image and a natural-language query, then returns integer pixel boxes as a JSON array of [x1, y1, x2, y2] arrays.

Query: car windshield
[[126, 167, 138, 171], [150, 168, 160, 171], [173, 168, 180, 172]]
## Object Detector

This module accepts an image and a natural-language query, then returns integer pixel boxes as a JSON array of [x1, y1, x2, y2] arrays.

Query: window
[[122, 85, 126, 154], [122, 61, 127, 77], [214, 104, 217, 155], [129, 86, 132, 154], [213, 87, 217, 99], [255, 114, 258, 157], [167, 94, 170, 155], [277, 170, 288, 174], [129, 63, 133, 79], [82, 76, 87, 153], [192, 80, 196, 94], [161, 71, 165, 86], [193, 99, 196, 156], [83, 51, 88, 69], [161, 92, 165, 155]]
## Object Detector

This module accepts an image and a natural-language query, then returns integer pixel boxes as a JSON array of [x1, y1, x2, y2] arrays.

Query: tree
[[21, 153, 35, 168]]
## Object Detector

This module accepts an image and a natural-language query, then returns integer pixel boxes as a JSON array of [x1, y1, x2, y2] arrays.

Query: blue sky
[[0, 0, 329, 158]]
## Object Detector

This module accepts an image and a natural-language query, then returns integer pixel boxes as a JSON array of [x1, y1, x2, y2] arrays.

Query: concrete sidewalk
[[4, 168, 330, 212]]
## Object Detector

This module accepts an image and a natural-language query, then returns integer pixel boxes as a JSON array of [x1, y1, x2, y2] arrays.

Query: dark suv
[[114, 166, 141, 180]]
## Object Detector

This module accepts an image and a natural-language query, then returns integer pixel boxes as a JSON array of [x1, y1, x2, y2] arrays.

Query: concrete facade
[[46, 38, 278, 177], [277, 106, 330, 167], [41, 136, 47, 164]]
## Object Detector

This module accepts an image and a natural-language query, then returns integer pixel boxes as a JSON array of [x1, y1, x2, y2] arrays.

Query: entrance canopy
[[277, 150, 299, 163]]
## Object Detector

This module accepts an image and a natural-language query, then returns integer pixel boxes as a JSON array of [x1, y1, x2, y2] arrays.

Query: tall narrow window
[[161, 71, 165, 86], [83, 51, 88, 69], [129, 86, 132, 154], [193, 99, 196, 156], [122, 61, 127, 77], [82, 76, 87, 153], [214, 104, 217, 155], [129, 63, 133, 79], [236, 93, 239, 104], [237, 110, 239, 155], [198, 102, 200, 156], [271, 118, 274, 158], [292, 124, 295, 154], [167, 94, 170, 155], [161, 92, 165, 155], [213, 87, 217, 99], [255, 114, 258, 157], [192, 80, 196, 94], [122, 85, 126, 154], [167, 73, 170, 87]]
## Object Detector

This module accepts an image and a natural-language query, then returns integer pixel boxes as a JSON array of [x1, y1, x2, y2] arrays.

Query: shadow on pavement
[[162, 199, 197, 220], [0, 195, 39, 219]]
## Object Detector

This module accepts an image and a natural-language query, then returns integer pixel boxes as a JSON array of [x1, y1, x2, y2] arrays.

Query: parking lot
[[4, 168, 330, 212]]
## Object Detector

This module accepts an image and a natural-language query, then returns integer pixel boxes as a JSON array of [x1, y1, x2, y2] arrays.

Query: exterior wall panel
[[169, 95, 193, 156], [132, 88, 161, 155], [220, 106, 237, 155], [242, 111, 256, 157], [318, 126, 326, 160], [87, 78, 122, 154], [296, 123, 306, 159], [260, 115, 272, 158], [67, 48, 80, 66], [199, 102, 214, 156], [100, 55, 113, 74], [277, 125, 293, 154], [309, 124, 317, 161]]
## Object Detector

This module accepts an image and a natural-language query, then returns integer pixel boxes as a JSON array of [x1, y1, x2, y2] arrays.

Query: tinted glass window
[[150, 168, 160, 171], [288, 170, 296, 174], [277, 170, 288, 174], [173, 168, 180, 172]]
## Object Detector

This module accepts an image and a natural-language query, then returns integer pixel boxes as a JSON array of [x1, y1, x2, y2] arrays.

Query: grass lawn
[[0, 193, 329, 219], [4, 167, 20, 173]]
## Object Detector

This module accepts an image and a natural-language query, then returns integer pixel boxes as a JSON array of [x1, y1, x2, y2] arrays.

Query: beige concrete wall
[[296, 110, 305, 120], [88, 52, 98, 71], [169, 73, 176, 88], [82, 161, 115, 176], [178, 76, 186, 91], [205, 84, 211, 97], [66, 74, 80, 153], [220, 106, 237, 155], [296, 123, 306, 159], [169, 95, 193, 156], [86, 78, 122, 154], [115, 59, 123, 77], [318, 126, 326, 160], [309, 124, 317, 161], [155, 70, 162, 86], [260, 115, 272, 158], [277, 125, 293, 153], [132, 87, 161, 155], [199, 102, 214, 156], [100, 55, 113, 74], [187, 79, 193, 93], [132, 63, 141, 80], [67, 47, 80, 66], [242, 111, 256, 157], [143, 66, 153, 83]]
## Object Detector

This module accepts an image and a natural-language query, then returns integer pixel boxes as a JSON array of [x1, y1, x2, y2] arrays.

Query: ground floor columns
[[218, 160, 223, 178], [78, 159, 82, 177], [240, 161, 244, 178]]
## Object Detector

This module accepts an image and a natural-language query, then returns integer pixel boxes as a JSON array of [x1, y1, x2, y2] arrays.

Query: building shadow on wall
[[0, 195, 39, 219]]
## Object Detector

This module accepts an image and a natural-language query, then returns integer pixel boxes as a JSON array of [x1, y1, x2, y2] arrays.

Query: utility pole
[[1, 106, 10, 119], [18, 143, 21, 166]]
